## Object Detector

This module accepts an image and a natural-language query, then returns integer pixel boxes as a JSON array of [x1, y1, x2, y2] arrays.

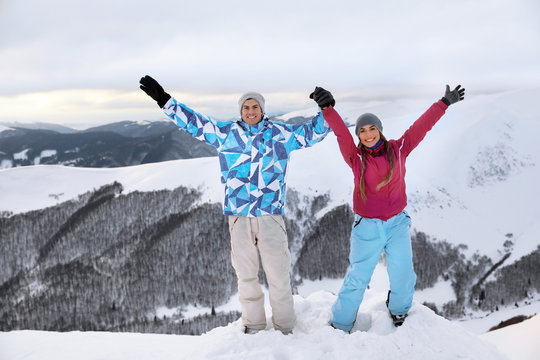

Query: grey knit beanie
[[238, 92, 265, 114], [355, 113, 383, 136]]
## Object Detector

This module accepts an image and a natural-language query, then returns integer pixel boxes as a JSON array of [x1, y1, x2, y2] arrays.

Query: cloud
[[0, 0, 539, 126]]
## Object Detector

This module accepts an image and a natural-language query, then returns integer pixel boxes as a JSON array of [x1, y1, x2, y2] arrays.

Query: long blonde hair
[[358, 133, 394, 201]]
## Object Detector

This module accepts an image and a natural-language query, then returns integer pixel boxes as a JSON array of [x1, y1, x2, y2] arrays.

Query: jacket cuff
[[158, 93, 172, 108], [322, 105, 335, 115]]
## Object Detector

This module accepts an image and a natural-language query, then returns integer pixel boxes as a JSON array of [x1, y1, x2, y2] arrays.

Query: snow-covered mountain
[[0, 121, 78, 134], [0, 120, 217, 168], [0, 88, 538, 358], [3, 89, 536, 259], [0, 116, 304, 169]]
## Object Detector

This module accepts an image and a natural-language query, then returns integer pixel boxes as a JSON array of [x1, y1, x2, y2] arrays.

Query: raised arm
[[276, 86, 333, 152], [285, 112, 331, 151], [311, 87, 357, 168], [139, 75, 229, 149], [398, 84, 465, 156]]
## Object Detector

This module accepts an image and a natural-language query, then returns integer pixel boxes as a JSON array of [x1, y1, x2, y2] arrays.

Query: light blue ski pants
[[331, 211, 416, 331]]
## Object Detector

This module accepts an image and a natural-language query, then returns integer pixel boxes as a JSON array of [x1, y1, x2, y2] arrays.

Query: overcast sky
[[0, 0, 539, 128]]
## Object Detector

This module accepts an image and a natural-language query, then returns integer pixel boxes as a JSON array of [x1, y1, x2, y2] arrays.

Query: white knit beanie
[[238, 92, 265, 114]]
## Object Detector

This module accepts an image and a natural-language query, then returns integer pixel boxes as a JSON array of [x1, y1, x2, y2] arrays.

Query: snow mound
[[196, 291, 505, 359], [0, 291, 506, 360]]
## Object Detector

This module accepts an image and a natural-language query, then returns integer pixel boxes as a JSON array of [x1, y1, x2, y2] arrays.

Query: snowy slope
[[481, 314, 540, 360], [403, 90, 539, 261], [0, 157, 222, 214], [0, 292, 507, 360]]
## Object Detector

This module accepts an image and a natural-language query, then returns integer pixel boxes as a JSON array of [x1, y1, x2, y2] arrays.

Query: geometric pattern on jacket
[[163, 97, 331, 217]]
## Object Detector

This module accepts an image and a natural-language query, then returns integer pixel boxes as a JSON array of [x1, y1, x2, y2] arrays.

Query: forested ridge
[[1, 183, 537, 334]]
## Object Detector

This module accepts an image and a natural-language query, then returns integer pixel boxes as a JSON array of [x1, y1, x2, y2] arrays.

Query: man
[[139, 76, 334, 334]]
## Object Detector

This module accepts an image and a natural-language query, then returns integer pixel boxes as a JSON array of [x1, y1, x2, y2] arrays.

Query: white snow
[[40, 149, 57, 158], [13, 148, 30, 161], [481, 314, 540, 360], [133, 119, 169, 126], [1, 159, 13, 169], [32, 149, 58, 165], [0, 291, 509, 360], [414, 279, 457, 309], [0, 157, 222, 214], [0, 124, 13, 133], [459, 296, 540, 335]]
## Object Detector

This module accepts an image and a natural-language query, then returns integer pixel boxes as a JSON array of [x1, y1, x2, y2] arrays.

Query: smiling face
[[241, 99, 263, 125], [358, 124, 381, 147]]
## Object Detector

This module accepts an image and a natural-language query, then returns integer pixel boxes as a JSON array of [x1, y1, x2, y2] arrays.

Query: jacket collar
[[361, 140, 385, 157], [236, 116, 268, 132]]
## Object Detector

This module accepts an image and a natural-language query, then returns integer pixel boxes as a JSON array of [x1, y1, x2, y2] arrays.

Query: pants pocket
[[228, 215, 241, 233], [353, 215, 363, 228], [400, 210, 412, 228], [269, 214, 287, 234]]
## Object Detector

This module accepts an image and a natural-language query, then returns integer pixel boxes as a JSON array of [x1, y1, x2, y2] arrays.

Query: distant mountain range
[[0, 120, 217, 168], [0, 116, 314, 169]]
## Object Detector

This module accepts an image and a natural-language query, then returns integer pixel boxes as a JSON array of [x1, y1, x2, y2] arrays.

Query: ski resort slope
[[0, 291, 511, 360]]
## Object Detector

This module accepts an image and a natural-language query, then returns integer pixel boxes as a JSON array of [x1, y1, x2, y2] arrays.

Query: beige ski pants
[[228, 214, 296, 332]]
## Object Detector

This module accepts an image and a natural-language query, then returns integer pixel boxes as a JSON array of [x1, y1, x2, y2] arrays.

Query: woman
[[311, 85, 465, 331]]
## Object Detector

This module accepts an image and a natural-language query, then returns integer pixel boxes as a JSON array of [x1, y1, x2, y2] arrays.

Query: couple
[[139, 76, 465, 334]]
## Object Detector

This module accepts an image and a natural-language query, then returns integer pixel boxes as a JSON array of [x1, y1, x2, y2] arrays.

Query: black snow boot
[[386, 290, 408, 327]]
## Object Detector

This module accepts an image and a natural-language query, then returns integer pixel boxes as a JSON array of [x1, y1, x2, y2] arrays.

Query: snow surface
[[32, 149, 58, 165], [39, 149, 57, 159], [481, 314, 540, 360], [460, 299, 540, 335], [0, 291, 508, 360], [12, 148, 29, 161], [0, 157, 222, 214], [0, 124, 12, 133], [0, 159, 13, 169], [1, 257, 534, 359]]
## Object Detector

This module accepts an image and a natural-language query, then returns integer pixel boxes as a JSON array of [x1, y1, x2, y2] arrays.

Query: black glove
[[139, 75, 171, 108], [442, 84, 465, 106], [309, 86, 335, 109]]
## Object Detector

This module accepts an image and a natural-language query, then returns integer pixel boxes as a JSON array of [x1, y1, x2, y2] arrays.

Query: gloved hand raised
[[139, 75, 171, 108], [442, 85, 465, 106], [309, 86, 335, 109]]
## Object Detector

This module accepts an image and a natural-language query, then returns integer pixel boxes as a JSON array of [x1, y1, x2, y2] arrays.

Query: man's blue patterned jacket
[[163, 97, 330, 217]]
